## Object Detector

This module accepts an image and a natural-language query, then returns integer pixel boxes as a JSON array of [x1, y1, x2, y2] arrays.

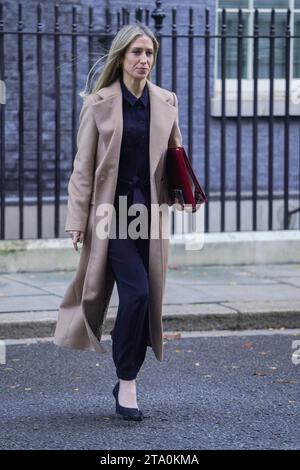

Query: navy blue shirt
[[114, 77, 151, 212]]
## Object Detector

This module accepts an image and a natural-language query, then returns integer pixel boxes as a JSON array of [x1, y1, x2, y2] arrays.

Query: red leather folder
[[166, 146, 208, 212]]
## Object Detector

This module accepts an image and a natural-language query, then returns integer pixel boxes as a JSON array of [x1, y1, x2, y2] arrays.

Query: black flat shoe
[[112, 381, 143, 421]]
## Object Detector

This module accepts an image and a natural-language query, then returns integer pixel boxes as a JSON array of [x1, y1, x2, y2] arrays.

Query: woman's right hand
[[66, 230, 84, 251]]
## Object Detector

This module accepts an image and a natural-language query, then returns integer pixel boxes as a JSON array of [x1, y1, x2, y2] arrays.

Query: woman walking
[[54, 23, 183, 421]]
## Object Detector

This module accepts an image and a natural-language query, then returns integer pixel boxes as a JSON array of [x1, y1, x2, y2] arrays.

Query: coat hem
[[53, 337, 108, 354]]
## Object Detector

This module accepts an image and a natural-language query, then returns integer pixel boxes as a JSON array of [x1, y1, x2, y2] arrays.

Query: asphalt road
[[0, 331, 299, 450]]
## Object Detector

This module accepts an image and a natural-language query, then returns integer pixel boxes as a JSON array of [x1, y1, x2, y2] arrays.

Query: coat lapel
[[91, 77, 177, 186]]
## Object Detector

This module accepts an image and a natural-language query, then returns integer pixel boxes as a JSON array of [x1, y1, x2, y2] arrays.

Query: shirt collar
[[120, 76, 149, 108]]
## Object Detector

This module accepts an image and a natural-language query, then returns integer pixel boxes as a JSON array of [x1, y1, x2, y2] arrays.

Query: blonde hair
[[80, 22, 159, 99]]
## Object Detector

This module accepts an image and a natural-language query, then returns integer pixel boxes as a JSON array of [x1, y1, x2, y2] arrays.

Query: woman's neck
[[121, 75, 146, 99]]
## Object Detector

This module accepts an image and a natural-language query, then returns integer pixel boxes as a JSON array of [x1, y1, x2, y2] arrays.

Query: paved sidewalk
[[0, 263, 300, 339]]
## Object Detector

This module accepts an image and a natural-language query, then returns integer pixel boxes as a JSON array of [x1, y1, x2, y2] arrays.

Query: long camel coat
[[53, 76, 183, 362]]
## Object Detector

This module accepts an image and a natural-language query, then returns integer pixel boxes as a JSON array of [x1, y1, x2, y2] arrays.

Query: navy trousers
[[107, 212, 151, 381]]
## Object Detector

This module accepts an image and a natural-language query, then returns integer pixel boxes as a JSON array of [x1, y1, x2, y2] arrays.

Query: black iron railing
[[0, 1, 300, 239]]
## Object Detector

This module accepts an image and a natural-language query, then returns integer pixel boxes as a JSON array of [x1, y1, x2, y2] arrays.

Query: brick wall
[[1, 0, 299, 203]]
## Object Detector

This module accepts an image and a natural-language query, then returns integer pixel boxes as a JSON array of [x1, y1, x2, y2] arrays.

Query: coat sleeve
[[163, 92, 183, 206], [64, 96, 98, 233], [168, 92, 183, 148]]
